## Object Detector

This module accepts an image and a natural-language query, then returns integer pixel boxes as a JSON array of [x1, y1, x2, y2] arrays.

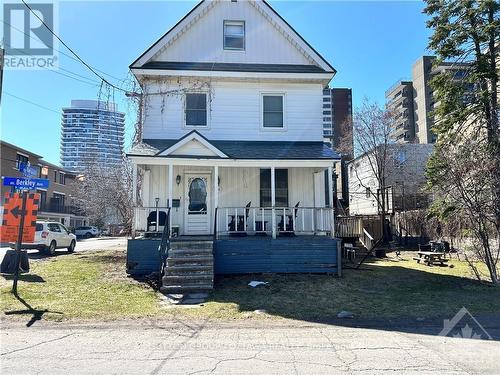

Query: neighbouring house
[[127, 0, 341, 291], [0, 141, 87, 229], [348, 143, 434, 216]]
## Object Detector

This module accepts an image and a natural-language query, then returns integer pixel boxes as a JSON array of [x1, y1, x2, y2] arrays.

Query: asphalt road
[[1, 320, 499, 374], [0, 237, 127, 262]]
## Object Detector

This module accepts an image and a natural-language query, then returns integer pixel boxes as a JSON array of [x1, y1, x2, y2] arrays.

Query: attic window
[[224, 20, 245, 50]]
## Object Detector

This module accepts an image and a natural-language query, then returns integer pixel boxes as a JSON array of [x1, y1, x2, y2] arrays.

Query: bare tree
[[427, 138, 499, 284], [73, 159, 134, 233], [352, 100, 396, 247], [336, 115, 354, 158]]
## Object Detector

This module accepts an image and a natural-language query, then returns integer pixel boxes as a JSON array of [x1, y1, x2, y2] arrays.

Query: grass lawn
[[1, 249, 499, 323]]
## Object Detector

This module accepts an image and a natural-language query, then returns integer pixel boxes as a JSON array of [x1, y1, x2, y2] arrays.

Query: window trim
[[260, 92, 286, 131], [183, 92, 209, 129], [223, 20, 245, 51]]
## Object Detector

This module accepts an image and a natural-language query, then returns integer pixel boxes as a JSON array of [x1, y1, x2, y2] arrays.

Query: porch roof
[[128, 138, 340, 160]]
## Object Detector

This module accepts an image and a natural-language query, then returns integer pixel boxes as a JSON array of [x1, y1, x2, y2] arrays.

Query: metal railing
[[134, 206, 171, 232], [215, 206, 335, 238]]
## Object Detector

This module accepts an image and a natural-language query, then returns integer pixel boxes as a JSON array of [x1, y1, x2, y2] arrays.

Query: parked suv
[[11, 221, 77, 255], [75, 226, 99, 238]]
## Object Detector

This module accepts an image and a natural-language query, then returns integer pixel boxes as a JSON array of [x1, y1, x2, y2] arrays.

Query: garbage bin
[[0, 250, 30, 274]]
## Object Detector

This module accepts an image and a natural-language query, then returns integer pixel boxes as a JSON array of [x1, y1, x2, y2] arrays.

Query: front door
[[184, 174, 211, 235]]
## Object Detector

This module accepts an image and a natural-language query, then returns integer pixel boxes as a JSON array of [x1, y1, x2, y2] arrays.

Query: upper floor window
[[185, 93, 207, 127], [224, 20, 245, 50], [59, 172, 66, 185], [16, 153, 29, 170], [262, 95, 284, 128]]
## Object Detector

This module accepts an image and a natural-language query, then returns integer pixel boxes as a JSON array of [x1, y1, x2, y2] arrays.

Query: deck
[[127, 234, 341, 277], [214, 235, 340, 275]]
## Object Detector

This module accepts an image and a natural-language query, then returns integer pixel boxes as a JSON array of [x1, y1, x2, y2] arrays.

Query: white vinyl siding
[[144, 166, 318, 235], [143, 80, 323, 142], [153, 1, 311, 65], [223, 20, 245, 50]]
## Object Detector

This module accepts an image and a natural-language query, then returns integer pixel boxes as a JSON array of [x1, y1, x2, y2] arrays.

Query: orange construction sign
[[0, 193, 40, 243]]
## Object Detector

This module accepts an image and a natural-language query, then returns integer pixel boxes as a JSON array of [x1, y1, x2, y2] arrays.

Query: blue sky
[[1, 0, 431, 165]]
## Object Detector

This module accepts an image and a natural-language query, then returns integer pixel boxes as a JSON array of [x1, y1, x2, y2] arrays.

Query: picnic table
[[414, 251, 449, 266]]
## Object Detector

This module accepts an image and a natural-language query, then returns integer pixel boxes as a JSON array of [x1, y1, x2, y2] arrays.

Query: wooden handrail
[[158, 208, 171, 281]]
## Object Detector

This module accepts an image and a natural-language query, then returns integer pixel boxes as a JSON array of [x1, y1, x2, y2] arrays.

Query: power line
[[0, 18, 125, 84], [5, 46, 102, 87], [20, 0, 134, 94], [4, 91, 61, 114]]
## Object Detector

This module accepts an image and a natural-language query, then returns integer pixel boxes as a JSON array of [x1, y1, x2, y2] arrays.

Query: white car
[[75, 226, 99, 238], [12, 221, 77, 255]]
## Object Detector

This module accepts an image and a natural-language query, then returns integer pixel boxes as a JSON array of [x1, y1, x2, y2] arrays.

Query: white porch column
[[131, 163, 138, 239], [328, 165, 335, 238], [271, 166, 276, 239], [214, 166, 219, 238], [168, 163, 173, 236]]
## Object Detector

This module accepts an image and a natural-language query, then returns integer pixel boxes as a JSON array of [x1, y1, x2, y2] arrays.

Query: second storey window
[[224, 20, 245, 50], [262, 95, 284, 128], [185, 93, 207, 127]]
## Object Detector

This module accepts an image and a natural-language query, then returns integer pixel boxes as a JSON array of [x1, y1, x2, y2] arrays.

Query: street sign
[[0, 192, 40, 243], [20, 163, 38, 178], [2, 176, 49, 190]]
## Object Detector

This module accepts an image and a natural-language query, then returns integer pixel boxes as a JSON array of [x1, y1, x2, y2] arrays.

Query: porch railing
[[134, 206, 171, 233], [215, 206, 335, 238], [360, 228, 375, 251]]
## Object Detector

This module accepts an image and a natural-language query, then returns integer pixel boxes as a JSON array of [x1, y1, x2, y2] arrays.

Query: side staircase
[[160, 240, 214, 294]]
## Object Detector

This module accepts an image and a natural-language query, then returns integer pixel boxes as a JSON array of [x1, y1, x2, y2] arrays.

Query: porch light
[[176, 175, 181, 185]]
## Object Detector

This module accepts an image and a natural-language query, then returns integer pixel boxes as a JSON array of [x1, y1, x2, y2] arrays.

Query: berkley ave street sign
[[2, 177, 50, 190]]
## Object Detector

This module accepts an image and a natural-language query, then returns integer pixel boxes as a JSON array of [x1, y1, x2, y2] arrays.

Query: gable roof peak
[[130, 0, 335, 74]]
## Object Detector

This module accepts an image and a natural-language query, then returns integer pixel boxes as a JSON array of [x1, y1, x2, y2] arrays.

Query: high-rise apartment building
[[322, 88, 353, 155], [386, 56, 470, 144], [61, 100, 125, 173], [385, 80, 415, 143], [322, 87, 353, 208]]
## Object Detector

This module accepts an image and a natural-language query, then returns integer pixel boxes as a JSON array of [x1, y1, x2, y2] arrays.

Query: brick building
[[1, 141, 87, 228]]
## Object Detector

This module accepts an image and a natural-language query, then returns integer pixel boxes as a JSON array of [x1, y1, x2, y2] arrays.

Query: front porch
[[131, 163, 337, 240], [127, 134, 341, 287]]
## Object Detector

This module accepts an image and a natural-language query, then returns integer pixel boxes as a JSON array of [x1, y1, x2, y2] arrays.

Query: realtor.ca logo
[[439, 307, 492, 340], [2, 2, 58, 69]]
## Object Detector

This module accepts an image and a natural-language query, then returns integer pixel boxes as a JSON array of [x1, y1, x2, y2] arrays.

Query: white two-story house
[[127, 0, 341, 285]]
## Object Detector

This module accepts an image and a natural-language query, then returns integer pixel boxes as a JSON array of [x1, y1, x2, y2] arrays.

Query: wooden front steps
[[160, 240, 214, 294]]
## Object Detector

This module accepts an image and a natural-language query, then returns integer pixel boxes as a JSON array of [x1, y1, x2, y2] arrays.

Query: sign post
[[12, 191, 28, 295], [1, 172, 44, 294]]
